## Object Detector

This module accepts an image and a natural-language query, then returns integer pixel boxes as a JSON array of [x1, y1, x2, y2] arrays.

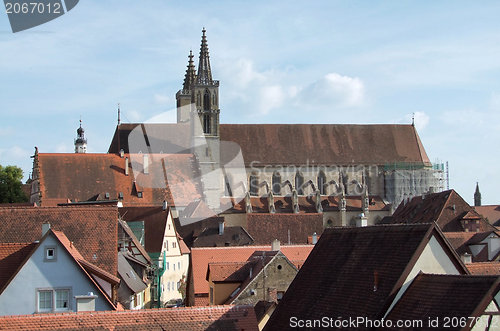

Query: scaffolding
[[384, 161, 445, 208]]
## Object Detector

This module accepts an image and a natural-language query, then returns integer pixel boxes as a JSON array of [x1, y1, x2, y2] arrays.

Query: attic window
[[137, 192, 143, 198], [118, 192, 124, 200], [105, 193, 110, 200], [44, 246, 57, 262], [277, 265, 282, 270]]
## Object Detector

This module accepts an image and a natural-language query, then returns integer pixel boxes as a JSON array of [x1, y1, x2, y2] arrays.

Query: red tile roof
[[34, 153, 203, 207], [443, 232, 476, 255], [0, 305, 259, 330], [207, 262, 252, 282], [0, 206, 118, 275], [384, 274, 500, 325], [467, 262, 500, 275], [191, 245, 313, 299], [389, 189, 495, 232], [220, 124, 431, 166], [0, 243, 37, 293], [246, 213, 323, 245]]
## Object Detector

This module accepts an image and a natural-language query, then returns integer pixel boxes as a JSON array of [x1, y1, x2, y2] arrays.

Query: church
[[31, 29, 443, 227]]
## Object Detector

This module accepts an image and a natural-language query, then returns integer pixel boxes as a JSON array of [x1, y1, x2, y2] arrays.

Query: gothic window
[[196, 92, 201, 106], [225, 175, 233, 197], [203, 114, 211, 134], [295, 172, 304, 195], [212, 91, 216, 105], [249, 174, 259, 196], [317, 171, 326, 195], [272, 172, 281, 195], [203, 89, 211, 111]]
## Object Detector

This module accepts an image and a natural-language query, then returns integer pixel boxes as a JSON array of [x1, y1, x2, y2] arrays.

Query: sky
[[0, 1, 499, 205]]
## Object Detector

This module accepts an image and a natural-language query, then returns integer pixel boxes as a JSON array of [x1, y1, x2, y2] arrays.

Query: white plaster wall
[[0, 235, 113, 316], [384, 235, 461, 317], [486, 236, 500, 261]]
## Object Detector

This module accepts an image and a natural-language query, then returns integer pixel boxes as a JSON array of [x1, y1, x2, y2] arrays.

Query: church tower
[[190, 28, 221, 211], [74, 119, 87, 153], [474, 182, 481, 207]]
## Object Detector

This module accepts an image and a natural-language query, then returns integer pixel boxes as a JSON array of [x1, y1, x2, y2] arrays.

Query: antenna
[[117, 103, 121, 126]]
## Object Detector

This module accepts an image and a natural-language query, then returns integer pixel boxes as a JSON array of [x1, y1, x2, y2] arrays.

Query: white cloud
[[258, 85, 285, 115], [295, 73, 366, 109], [154, 93, 170, 105]]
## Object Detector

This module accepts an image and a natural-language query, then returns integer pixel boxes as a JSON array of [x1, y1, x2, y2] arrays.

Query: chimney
[[271, 239, 280, 251], [143, 154, 149, 174], [42, 222, 51, 236], [219, 222, 225, 236], [461, 253, 472, 264], [125, 157, 129, 176], [312, 232, 318, 245], [163, 200, 168, 210], [119, 149, 124, 158]]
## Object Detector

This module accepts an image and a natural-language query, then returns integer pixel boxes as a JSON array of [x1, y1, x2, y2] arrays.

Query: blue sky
[[0, 1, 499, 205]]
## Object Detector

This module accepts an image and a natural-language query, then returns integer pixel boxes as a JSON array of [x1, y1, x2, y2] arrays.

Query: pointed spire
[[75, 117, 87, 153], [117, 103, 121, 126], [474, 182, 481, 207], [183, 50, 197, 92], [196, 28, 213, 85]]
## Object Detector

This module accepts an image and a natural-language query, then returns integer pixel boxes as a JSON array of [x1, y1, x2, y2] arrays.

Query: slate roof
[[263, 223, 462, 331], [476, 205, 500, 225], [191, 245, 313, 299], [175, 215, 225, 248], [117, 252, 147, 293], [0, 305, 259, 331], [34, 153, 203, 207], [246, 213, 324, 245], [0, 243, 37, 293], [467, 262, 500, 275], [220, 124, 431, 166], [388, 189, 495, 232], [0, 206, 118, 275], [383, 274, 500, 326]]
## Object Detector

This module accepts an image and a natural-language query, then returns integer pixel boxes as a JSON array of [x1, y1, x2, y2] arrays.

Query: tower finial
[[474, 182, 481, 207], [411, 113, 415, 126], [183, 50, 197, 92], [196, 28, 213, 85]]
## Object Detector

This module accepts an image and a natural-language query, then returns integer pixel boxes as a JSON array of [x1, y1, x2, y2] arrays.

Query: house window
[[167, 282, 171, 292], [225, 175, 233, 197], [173, 263, 176, 271], [164, 241, 168, 251], [44, 246, 57, 262], [178, 262, 181, 269], [172, 242, 176, 249], [177, 281, 180, 290], [37, 288, 70, 312], [56, 290, 69, 310], [38, 291, 52, 311], [166, 262, 169, 271]]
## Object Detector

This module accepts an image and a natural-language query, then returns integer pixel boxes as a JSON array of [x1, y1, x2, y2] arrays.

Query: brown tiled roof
[[383, 274, 500, 325], [443, 232, 476, 255], [0, 305, 259, 330], [207, 262, 252, 282], [0, 206, 118, 275], [467, 262, 500, 275], [191, 245, 313, 298], [175, 216, 225, 248], [247, 213, 323, 245], [389, 189, 496, 232], [0, 243, 37, 293], [264, 224, 453, 330], [192, 226, 254, 247], [220, 124, 431, 166], [35, 153, 202, 207], [476, 205, 500, 225], [108, 123, 191, 154]]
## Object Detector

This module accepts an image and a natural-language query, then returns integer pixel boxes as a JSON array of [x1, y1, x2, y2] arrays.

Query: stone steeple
[[182, 50, 196, 93], [196, 28, 213, 85], [74, 119, 87, 153], [474, 182, 481, 207]]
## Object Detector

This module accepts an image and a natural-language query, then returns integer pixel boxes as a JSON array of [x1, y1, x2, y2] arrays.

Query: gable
[[0, 206, 118, 275]]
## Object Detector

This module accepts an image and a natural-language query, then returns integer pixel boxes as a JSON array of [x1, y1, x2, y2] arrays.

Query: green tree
[[0, 165, 28, 203]]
